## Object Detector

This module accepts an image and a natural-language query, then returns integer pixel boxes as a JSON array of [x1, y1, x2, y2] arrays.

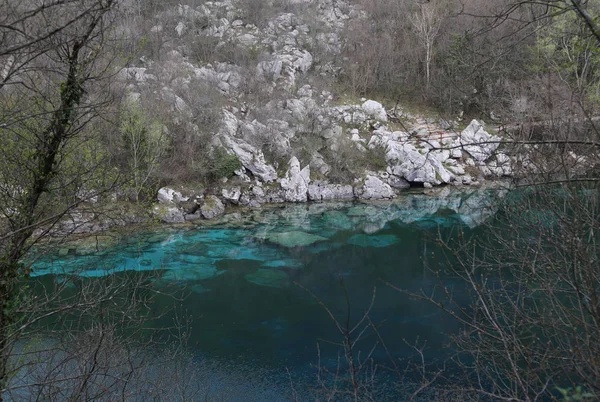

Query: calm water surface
[[29, 190, 499, 400]]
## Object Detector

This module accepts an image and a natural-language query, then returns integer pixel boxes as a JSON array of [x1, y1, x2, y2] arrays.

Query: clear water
[[28, 190, 499, 400]]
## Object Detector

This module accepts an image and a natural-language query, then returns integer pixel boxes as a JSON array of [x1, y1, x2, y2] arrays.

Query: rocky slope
[[114, 0, 579, 223]]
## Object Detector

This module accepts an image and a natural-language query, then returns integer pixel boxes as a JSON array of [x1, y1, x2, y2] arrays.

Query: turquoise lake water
[[28, 189, 501, 400]]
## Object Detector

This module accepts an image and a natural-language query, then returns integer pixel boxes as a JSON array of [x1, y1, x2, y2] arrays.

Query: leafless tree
[[410, 0, 443, 91], [0, 0, 146, 398]]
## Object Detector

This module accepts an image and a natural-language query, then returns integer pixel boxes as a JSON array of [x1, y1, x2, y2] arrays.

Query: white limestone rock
[[222, 187, 241, 204], [280, 156, 310, 202], [361, 100, 387, 121], [387, 175, 410, 189], [157, 187, 186, 204], [355, 175, 394, 200], [220, 135, 278, 183], [308, 181, 355, 201], [459, 120, 501, 162], [488, 153, 513, 176]]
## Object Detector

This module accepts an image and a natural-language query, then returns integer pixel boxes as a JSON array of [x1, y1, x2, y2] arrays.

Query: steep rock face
[[279, 157, 310, 202], [220, 134, 278, 183]]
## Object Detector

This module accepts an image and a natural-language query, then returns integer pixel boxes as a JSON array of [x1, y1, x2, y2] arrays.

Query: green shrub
[[208, 148, 242, 179]]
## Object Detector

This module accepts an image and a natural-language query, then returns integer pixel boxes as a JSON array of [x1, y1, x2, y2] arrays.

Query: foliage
[[534, 5, 600, 107], [557, 386, 596, 401], [120, 98, 166, 201], [208, 147, 242, 180]]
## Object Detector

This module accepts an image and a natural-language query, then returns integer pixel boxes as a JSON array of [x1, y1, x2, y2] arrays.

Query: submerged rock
[[322, 210, 354, 230], [67, 235, 120, 256], [266, 231, 328, 248], [162, 264, 223, 281], [245, 269, 289, 288], [347, 234, 400, 248]]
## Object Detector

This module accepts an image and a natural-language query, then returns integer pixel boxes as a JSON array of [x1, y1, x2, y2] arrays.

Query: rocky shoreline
[[33, 183, 509, 261], [152, 116, 514, 224]]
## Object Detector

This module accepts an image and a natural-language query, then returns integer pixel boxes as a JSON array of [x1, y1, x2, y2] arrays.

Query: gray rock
[[308, 181, 355, 201], [355, 175, 395, 200], [361, 100, 387, 121], [200, 195, 225, 219], [222, 187, 241, 204], [184, 212, 203, 221], [459, 119, 501, 162], [439, 119, 452, 130], [386, 142, 453, 185], [280, 156, 310, 202], [220, 134, 278, 183], [154, 206, 185, 224], [180, 200, 199, 214], [310, 152, 331, 176], [488, 153, 513, 176], [387, 175, 410, 189], [157, 187, 185, 204]]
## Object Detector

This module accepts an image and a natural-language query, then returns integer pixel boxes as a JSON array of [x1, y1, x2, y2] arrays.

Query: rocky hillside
[[113, 0, 584, 223]]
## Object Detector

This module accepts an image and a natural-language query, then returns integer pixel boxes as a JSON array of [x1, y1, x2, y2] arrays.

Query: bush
[[208, 148, 242, 179]]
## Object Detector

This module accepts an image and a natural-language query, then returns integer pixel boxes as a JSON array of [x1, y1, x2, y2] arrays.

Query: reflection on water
[[27, 190, 498, 400]]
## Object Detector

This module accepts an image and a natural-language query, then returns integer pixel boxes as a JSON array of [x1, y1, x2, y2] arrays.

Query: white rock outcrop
[[459, 120, 501, 162], [222, 187, 241, 204], [355, 175, 394, 200], [371, 132, 454, 185], [220, 136, 278, 183], [157, 187, 186, 204], [280, 156, 310, 202]]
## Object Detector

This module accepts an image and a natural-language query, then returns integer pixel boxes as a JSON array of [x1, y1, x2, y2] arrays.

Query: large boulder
[[222, 187, 241, 204], [373, 132, 454, 185], [153, 205, 185, 224], [355, 175, 395, 200], [280, 157, 310, 202], [200, 195, 225, 219], [459, 120, 501, 162], [362, 100, 388, 122], [157, 187, 185, 204]]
